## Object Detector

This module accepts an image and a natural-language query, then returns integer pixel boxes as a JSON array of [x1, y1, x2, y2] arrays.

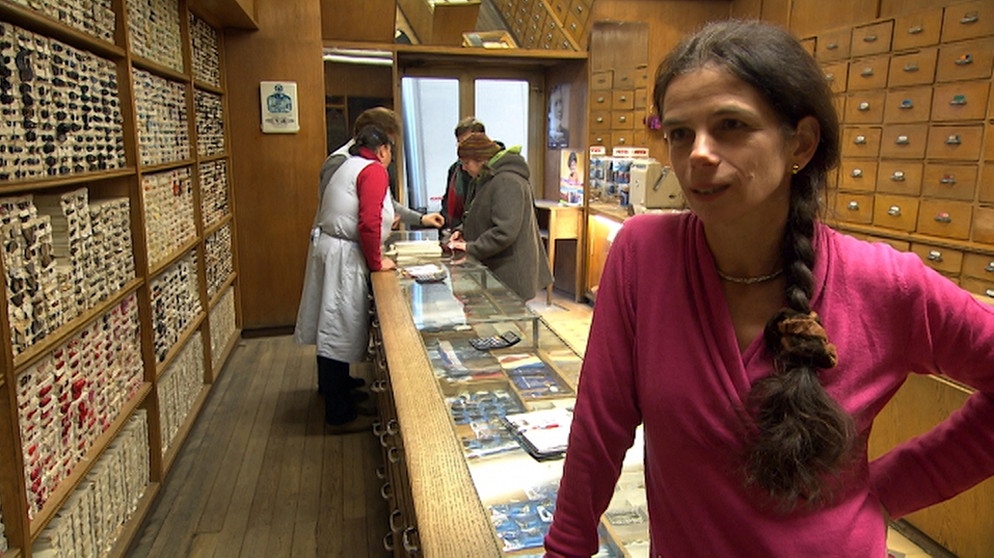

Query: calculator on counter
[[469, 330, 522, 351]]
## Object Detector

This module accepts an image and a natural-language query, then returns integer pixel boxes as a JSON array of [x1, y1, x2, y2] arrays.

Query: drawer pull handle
[[595, 116, 604, 123], [984, 262, 994, 273], [907, 25, 923, 35], [575, 4, 583, 13], [858, 101, 871, 111], [887, 205, 902, 217], [618, 115, 628, 123], [618, 137, 628, 144], [934, 212, 952, 224], [903, 63, 919, 72], [899, 99, 914, 109], [960, 12, 979, 24], [847, 201, 861, 211], [597, 96, 606, 103], [891, 171, 905, 181], [860, 67, 875, 77], [940, 174, 957, 185], [851, 168, 863, 178], [986, 289, 994, 298], [896, 135, 910, 145], [826, 42, 838, 50], [619, 95, 627, 102], [384, 531, 395, 551], [388, 446, 401, 463], [863, 34, 878, 43], [955, 53, 973, 65], [949, 94, 967, 106], [854, 135, 867, 145], [380, 482, 393, 500], [389, 508, 403, 532], [403, 526, 420, 553], [927, 250, 943, 262], [945, 135, 962, 145], [825, 72, 836, 82]]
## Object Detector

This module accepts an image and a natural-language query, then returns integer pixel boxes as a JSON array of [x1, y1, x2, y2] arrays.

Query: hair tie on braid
[[774, 310, 837, 369]]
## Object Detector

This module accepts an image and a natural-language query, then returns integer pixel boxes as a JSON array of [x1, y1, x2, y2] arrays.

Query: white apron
[[294, 156, 394, 362]]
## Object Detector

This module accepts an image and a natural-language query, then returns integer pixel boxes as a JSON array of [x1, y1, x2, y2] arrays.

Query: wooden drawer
[[840, 159, 878, 192], [633, 64, 651, 89], [612, 131, 635, 147], [971, 207, 994, 244], [591, 90, 611, 109], [880, 123, 928, 159], [916, 199, 973, 240], [569, 0, 592, 26], [911, 242, 964, 275], [922, 162, 978, 201], [611, 111, 636, 130], [893, 8, 943, 50], [936, 37, 994, 82], [817, 27, 852, 61], [590, 110, 612, 130], [980, 160, 994, 202], [873, 193, 920, 232], [941, 0, 994, 43], [852, 20, 893, 57], [564, 11, 586, 49], [986, 122, 994, 160], [925, 124, 983, 161], [591, 70, 612, 90], [884, 86, 933, 123], [887, 48, 938, 87], [634, 87, 647, 110], [848, 54, 890, 90], [611, 90, 635, 110], [613, 68, 636, 89], [823, 61, 849, 94], [800, 37, 816, 57], [832, 192, 874, 225], [930, 80, 990, 121], [844, 90, 885, 123], [842, 126, 882, 158], [876, 160, 923, 196], [589, 131, 608, 146]]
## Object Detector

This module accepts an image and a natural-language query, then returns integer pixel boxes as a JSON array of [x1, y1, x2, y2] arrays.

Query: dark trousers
[[317, 356, 354, 424]]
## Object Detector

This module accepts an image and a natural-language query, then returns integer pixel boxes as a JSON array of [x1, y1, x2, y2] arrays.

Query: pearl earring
[[791, 163, 800, 175]]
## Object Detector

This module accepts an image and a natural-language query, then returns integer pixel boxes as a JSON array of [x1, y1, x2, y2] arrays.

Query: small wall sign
[[260, 81, 299, 133]]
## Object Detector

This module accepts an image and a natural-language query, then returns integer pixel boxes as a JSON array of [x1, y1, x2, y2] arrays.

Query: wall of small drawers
[[812, 0, 994, 300], [587, 22, 650, 150], [493, 0, 594, 50], [0, 0, 240, 556]]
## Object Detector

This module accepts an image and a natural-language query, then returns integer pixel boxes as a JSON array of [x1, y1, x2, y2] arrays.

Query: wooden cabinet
[[0, 1, 241, 556]]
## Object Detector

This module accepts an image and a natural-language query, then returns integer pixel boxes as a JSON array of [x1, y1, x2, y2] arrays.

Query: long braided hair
[[653, 20, 853, 510]]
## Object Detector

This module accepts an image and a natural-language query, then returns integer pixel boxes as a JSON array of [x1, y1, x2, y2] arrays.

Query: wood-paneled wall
[[225, 0, 327, 330]]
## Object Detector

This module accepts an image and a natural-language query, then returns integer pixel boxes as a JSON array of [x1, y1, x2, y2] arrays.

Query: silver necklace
[[716, 268, 783, 285]]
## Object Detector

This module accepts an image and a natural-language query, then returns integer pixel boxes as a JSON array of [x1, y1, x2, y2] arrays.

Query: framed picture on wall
[[547, 84, 570, 148]]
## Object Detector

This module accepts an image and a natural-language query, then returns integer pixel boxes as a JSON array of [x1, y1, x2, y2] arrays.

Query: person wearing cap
[[440, 116, 487, 233], [448, 132, 553, 301]]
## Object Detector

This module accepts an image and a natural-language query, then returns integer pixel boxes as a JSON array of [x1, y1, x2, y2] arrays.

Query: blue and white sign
[[260, 81, 299, 133]]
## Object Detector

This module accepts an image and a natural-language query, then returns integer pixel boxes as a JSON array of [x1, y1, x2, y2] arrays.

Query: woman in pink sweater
[[545, 20, 994, 557]]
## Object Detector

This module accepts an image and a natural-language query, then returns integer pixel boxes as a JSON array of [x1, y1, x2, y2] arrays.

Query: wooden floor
[[126, 335, 390, 558]]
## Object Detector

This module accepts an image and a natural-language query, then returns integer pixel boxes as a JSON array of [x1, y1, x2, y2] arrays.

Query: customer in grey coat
[[448, 132, 553, 301]]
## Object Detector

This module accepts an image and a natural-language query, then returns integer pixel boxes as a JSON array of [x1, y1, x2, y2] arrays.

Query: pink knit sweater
[[545, 212, 994, 557]]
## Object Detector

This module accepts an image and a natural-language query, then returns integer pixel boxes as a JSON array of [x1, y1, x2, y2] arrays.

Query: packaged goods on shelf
[[16, 294, 143, 519], [33, 410, 150, 558], [209, 286, 237, 372], [3, 0, 116, 42], [126, 0, 184, 71], [150, 250, 202, 362], [0, 23, 126, 182], [157, 335, 205, 455], [199, 159, 231, 228], [189, 12, 221, 87], [195, 90, 225, 157], [205, 223, 233, 298], [141, 167, 195, 267], [132, 68, 190, 166]]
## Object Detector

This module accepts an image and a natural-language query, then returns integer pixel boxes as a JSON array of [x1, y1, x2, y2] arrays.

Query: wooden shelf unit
[[0, 1, 242, 556]]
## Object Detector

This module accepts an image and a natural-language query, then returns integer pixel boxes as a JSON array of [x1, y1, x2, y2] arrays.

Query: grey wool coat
[[461, 147, 553, 301]]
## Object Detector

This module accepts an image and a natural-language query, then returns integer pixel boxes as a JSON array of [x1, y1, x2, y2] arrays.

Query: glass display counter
[[372, 231, 649, 557]]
